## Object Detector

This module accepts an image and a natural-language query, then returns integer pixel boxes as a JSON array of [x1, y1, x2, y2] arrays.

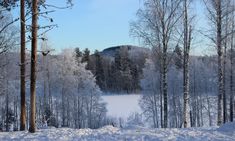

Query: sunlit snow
[[0, 122, 234, 141]]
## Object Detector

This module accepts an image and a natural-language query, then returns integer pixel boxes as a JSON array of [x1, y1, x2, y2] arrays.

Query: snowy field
[[0, 122, 234, 141], [102, 94, 141, 119]]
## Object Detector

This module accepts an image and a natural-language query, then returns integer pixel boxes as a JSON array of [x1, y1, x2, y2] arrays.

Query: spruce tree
[[82, 48, 90, 63], [94, 50, 105, 90]]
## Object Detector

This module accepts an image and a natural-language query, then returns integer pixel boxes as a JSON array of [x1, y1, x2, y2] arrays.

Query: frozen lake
[[102, 94, 141, 119]]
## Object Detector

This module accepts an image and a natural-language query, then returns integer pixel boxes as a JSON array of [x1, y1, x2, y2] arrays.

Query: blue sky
[[38, 0, 142, 52], [12, 0, 211, 55]]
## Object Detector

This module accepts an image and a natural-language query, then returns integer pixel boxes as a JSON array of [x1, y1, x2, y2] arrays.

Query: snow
[[102, 94, 141, 119], [0, 123, 235, 141], [217, 122, 235, 133]]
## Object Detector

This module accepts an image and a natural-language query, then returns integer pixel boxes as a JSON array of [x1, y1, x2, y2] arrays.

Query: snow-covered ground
[[0, 122, 234, 141], [102, 94, 141, 119], [0, 95, 234, 140]]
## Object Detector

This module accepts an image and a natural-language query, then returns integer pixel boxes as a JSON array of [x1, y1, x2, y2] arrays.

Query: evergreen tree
[[111, 52, 121, 91], [82, 48, 91, 70], [94, 50, 105, 90], [82, 48, 90, 63], [130, 63, 140, 92], [174, 45, 183, 70], [112, 47, 132, 93], [75, 47, 82, 63]]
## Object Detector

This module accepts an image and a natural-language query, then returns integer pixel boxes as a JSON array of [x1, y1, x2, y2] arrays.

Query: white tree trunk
[[183, 0, 191, 128], [216, 0, 223, 126]]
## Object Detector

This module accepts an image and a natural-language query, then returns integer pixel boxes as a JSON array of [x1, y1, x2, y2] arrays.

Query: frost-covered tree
[[140, 59, 160, 128], [48, 49, 107, 129]]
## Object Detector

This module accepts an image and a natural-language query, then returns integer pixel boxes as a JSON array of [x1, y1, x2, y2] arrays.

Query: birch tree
[[222, 1, 229, 123], [131, 0, 182, 128], [214, 0, 223, 126], [182, 0, 193, 128], [204, 0, 235, 126]]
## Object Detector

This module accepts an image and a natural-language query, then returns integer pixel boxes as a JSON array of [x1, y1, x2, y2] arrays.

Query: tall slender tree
[[204, 0, 235, 126], [94, 50, 105, 90], [183, 0, 192, 128], [20, 0, 26, 131], [230, 7, 234, 122], [222, 0, 231, 123], [29, 0, 38, 133], [204, 0, 225, 126], [131, 0, 182, 127], [215, 0, 223, 126]]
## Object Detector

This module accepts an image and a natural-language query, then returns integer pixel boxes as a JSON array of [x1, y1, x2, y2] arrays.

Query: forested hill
[[84, 45, 151, 94], [100, 45, 150, 58]]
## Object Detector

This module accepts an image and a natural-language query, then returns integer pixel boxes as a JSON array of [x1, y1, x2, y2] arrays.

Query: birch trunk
[[183, 0, 191, 128], [223, 2, 229, 123], [216, 0, 223, 126], [162, 48, 168, 128]]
